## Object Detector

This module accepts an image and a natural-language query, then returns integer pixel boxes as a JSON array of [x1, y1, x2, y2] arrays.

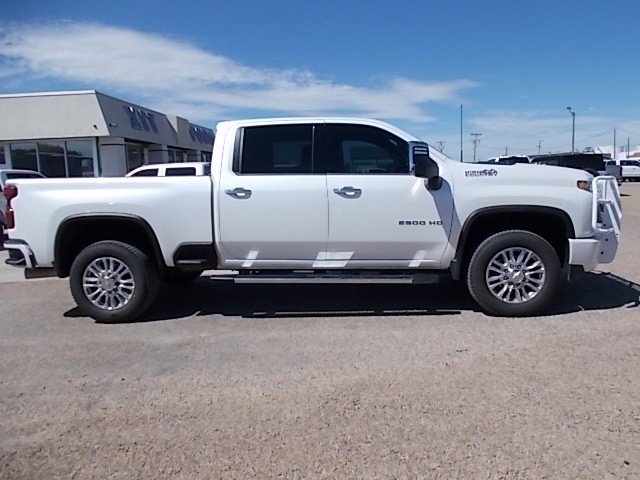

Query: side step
[[233, 272, 447, 285]]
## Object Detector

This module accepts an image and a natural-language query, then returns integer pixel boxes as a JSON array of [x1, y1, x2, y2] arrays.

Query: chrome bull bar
[[592, 176, 622, 263]]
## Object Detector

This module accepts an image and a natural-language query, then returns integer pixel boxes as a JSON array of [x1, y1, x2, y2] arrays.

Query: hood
[[445, 161, 591, 187]]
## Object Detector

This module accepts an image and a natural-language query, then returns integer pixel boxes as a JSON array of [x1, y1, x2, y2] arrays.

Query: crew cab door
[[217, 124, 328, 266], [320, 124, 453, 268]]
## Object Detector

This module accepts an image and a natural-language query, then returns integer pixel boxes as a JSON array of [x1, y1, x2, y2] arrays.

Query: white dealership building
[[0, 90, 214, 177]]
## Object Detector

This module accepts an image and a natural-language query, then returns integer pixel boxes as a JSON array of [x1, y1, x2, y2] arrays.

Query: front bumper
[[3, 239, 36, 269], [568, 238, 603, 272], [569, 176, 623, 271]]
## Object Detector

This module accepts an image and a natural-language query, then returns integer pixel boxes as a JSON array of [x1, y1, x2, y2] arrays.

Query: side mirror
[[411, 143, 439, 179]]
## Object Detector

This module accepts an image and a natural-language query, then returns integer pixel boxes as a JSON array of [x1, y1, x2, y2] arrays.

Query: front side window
[[0, 146, 5, 165], [237, 125, 313, 174], [321, 124, 409, 174]]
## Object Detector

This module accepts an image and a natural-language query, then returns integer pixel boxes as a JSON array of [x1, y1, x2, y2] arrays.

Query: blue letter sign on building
[[124, 106, 159, 134]]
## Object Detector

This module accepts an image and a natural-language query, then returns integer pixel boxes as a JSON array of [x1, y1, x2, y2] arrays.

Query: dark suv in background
[[531, 153, 622, 184]]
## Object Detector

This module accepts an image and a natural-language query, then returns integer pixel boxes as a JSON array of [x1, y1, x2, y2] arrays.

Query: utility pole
[[613, 128, 617, 160], [435, 141, 446, 153], [537, 139, 543, 155], [470, 133, 482, 162], [460, 105, 463, 162], [504, 146, 508, 156], [628, 137, 631, 159]]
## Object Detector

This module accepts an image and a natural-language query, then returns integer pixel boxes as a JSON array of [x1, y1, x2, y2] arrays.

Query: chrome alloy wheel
[[82, 256, 135, 311], [485, 247, 546, 304]]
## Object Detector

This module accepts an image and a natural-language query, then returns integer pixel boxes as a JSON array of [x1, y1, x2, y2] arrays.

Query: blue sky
[[1, 0, 639, 160]]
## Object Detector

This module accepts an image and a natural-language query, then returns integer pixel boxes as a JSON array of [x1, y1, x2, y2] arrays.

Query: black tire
[[466, 230, 561, 317], [164, 269, 204, 285], [70, 241, 159, 323]]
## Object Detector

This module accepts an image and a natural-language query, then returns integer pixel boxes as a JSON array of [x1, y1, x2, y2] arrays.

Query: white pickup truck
[[2, 118, 622, 322]]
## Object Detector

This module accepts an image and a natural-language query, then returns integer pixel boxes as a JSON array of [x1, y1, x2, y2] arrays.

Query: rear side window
[[166, 167, 197, 176], [237, 125, 313, 174], [130, 168, 159, 177]]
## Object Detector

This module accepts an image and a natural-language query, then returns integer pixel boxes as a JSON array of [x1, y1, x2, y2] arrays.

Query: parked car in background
[[531, 153, 622, 184], [606, 159, 640, 182], [1, 169, 46, 228], [483, 155, 531, 165], [126, 162, 211, 177]]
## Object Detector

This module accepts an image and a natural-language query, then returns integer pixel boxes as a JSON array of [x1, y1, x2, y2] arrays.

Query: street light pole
[[566, 106, 576, 153]]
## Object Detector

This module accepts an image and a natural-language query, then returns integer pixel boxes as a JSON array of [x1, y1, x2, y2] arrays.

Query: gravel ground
[[1, 185, 639, 479]]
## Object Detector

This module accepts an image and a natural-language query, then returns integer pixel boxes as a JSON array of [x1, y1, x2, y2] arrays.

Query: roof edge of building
[[0, 90, 97, 99]]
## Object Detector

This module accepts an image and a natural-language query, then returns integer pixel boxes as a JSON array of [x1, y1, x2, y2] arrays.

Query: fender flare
[[450, 205, 575, 280], [53, 213, 164, 277]]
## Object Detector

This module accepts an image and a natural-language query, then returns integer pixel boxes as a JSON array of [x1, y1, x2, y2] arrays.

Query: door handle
[[225, 187, 252, 199], [333, 186, 362, 199]]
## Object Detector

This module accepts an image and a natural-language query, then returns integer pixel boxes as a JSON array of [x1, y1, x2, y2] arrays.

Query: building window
[[167, 148, 185, 163], [10, 143, 38, 171], [186, 150, 200, 162], [38, 141, 67, 177], [126, 143, 146, 172], [7, 139, 95, 177], [66, 140, 94, 177]]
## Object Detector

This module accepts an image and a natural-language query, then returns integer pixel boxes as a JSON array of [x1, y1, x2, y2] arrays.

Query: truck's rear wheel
[[466, 230, 561, 316], [70, 241, 158, 323]]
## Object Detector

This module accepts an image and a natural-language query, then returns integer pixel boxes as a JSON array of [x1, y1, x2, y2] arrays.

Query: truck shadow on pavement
[[141, 278, 471, 321], [550, 271, 640, 313], [68, 270, 638, 323]]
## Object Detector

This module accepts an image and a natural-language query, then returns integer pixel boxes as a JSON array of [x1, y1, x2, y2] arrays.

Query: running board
[[233, 272, 447, 285]]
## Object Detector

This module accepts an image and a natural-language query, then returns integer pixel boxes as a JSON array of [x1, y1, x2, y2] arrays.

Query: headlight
[[577, 180, 592, 192]]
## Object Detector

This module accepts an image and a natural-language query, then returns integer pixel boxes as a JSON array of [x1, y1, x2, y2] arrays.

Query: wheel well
[[54, 216, 164, 278], [455, 209, 574, 278]]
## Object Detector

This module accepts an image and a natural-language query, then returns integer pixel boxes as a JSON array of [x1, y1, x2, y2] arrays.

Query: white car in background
[[606, 159, 640, 182], [483, 155, 531, 164], [126, 162, 211, 177]]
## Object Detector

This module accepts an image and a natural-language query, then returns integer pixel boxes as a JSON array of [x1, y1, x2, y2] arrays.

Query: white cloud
[[0, 22, 476, 123], [468, 111, 620, 156]]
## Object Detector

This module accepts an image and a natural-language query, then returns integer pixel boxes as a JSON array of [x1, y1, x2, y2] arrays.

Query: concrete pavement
[[0, 250, 28, 283]]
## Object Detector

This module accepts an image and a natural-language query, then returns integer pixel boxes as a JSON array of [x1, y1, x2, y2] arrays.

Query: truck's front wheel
[[70, 241, 159, 323], [466, 230, 561, 316]]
